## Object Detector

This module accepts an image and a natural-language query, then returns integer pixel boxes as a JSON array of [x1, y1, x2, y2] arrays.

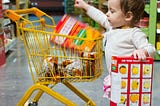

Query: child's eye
[[110, 10, 114, 13], [110, 9, 115, 13], [108, 8, 115, 14]]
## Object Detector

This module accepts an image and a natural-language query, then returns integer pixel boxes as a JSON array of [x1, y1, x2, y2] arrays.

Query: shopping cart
[[4, 8, 103, 106]]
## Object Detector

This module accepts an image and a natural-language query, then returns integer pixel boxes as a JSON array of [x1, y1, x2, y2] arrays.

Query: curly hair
[[120, 0, 145, 26]]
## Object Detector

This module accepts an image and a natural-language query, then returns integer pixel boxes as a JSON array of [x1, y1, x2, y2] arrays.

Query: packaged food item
[[62, 21, 86, 48], [69, 28, 86, 50], [110, 56, 153, 106], [50, 14, 102, 53], [76, 27, 101, 51], [81, 51, 97, 76], [50, 14, 69, 43], [63, 59, 82, 76], [41, 56, 58, 78], [54, 17, 77, 45], [50, 15, 77, 45]]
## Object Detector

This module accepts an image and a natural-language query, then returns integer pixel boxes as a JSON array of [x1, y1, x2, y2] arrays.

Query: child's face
[[106, 0, 127, 28]]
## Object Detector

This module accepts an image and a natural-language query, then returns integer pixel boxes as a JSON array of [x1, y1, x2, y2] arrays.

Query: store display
[[110, 56, 153, 106], [2, 0, 28, 53]]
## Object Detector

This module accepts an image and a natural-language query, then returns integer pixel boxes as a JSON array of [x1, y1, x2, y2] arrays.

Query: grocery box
[[50, 14, 102, 52], [110, 56, 153, 106]]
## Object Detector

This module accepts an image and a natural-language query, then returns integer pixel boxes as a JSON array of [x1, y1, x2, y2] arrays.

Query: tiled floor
[[0, 15, 160, 106]]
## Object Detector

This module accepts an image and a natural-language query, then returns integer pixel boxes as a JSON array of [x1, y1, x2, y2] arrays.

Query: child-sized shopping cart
[[4, 8, 103, 106]]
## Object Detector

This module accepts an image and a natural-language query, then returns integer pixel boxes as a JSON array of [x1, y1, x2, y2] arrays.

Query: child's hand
[[74, 0, 90, 11], [131, 49, 149, 61]]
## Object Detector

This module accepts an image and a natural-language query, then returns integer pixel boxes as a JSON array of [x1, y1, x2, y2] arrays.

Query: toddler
[[74, 0, 155, 99]]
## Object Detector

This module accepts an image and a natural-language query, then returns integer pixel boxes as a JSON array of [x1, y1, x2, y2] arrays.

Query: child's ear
[[125, 11, 133, 21]]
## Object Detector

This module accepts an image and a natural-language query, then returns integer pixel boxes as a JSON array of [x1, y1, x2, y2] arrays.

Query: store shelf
[[2, 0, 23, 53], [4, 38, 16, 53], [158, 8, 160, 13], [102, 1, 108, 7], [2, 18, 11, 26], [157, 29, 160, 34], [146, 0, 158, 60], [145, 4, 150, 14], [16, 0, 28, 9], [141, 28, 149, 36], [19, 1, 26, 4], [2, 0, 10, 4]]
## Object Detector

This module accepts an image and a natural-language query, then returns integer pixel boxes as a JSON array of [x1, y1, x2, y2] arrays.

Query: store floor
[[0, 16, 160, 106]]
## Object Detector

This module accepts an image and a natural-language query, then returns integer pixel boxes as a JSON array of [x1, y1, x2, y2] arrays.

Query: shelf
[[147, 0, 158, 60], [2, 0, 10, 4], [19, 1, 26, 5], [157, 29, 160, 34], [16, 0, 28, 9], [158, 8, 160, 13], [102, 1, 108, 7], [141, 28, 149, 36], [157, 50, 160, 54], [2, 18, 11, 27], [145, 4, 150, 14], [4, 38, 16, 53]]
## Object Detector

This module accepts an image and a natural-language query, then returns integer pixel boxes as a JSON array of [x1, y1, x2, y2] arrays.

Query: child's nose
[[106, 12, 109, 17]]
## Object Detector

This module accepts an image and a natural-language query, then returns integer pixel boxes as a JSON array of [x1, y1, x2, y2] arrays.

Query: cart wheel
[[28, 102, 38, 106]]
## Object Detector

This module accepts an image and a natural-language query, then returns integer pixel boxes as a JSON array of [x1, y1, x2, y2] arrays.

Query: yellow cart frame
[[4, 8, 103, 106]]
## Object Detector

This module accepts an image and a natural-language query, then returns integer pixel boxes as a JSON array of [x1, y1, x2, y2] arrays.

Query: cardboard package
[[110, 56, 153, 106]]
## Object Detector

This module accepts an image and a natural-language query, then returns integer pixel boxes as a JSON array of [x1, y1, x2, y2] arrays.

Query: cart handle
[[4, 7, 46, 21]]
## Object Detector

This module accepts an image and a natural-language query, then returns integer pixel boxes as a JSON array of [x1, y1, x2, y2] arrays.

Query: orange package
[[74, 26, 102, 52], [62, 21, 86, 48]]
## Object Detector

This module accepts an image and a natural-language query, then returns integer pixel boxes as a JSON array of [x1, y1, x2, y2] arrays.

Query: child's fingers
[[132, 51, 146, 61], [132, 52, 138, 59], [75, 0, 79, 4], [74, 0, 80, 7]]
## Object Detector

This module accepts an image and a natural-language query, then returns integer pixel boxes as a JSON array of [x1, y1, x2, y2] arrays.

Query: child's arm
[[131, 29, 156, 60], [74, 0, 111, 30], [74, 0, 90, 11]]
